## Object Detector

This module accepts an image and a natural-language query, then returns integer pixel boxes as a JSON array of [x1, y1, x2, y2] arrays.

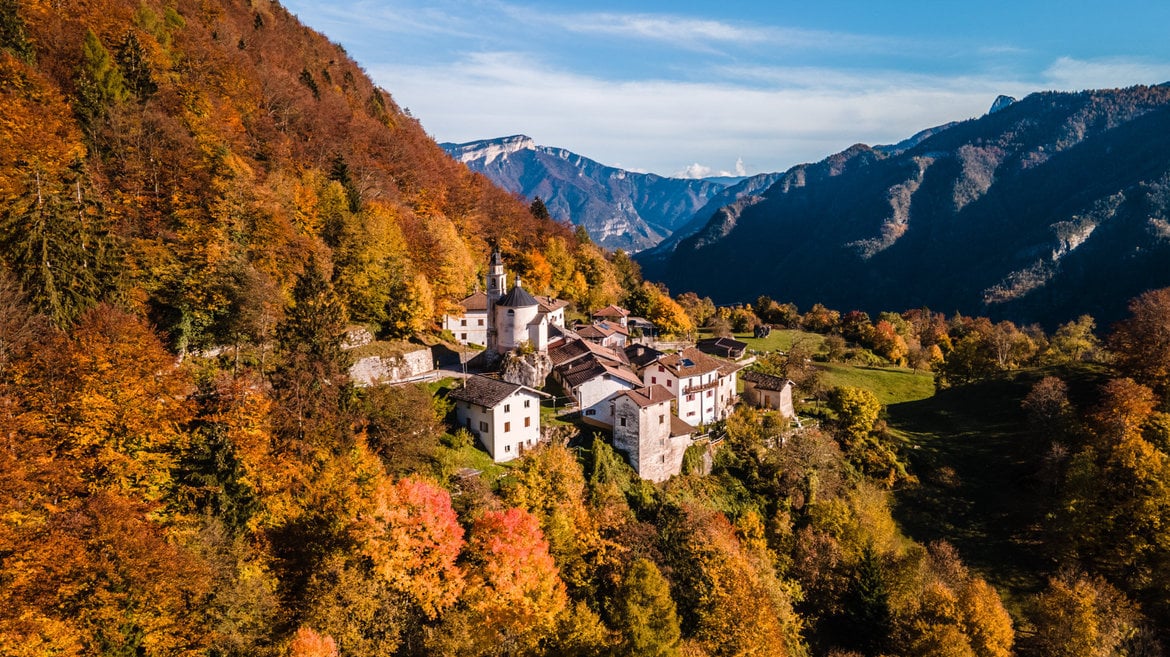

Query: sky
[[281, 0, 1170, 178]]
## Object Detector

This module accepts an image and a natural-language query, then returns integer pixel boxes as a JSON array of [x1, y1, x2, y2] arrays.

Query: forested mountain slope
[[645, 86, 1170, 328], [0, 0, 620, 348]]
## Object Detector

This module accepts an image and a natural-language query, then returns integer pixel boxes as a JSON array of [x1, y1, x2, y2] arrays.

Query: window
[[686, 394, 694, 402], [524, 399, 530, 408], [660, 454, 666, 463], [461, 333, 467, 340], [461, 319, 467, 327], [504, 421, 511, 432], [478, 319, 484, 326], [667, 380, 672, 388], [504, 404, 510, 412], [619, 417, 627, 427], [687, 411, 696, 417], [505, 444, 511, 452], [585, 409, 596, 416], [659, 414, 665, 424], [657, 365, 664, 372], [479, 421, 488, 432], [707, 390, 713, 398], [651, 376, 657, 384], [524, 417, 531, 427]]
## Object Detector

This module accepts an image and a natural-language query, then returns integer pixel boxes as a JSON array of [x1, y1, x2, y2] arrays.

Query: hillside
[[444, 135, 750, 252], [0, 0, 619, 348], [643, 87, 1170, 328]]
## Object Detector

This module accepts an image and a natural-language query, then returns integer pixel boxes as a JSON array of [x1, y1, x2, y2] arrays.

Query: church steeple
[[486, 249, 506, 303]]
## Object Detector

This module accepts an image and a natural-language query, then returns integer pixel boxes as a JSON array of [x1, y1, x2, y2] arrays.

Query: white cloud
[[373, 53, 1033, 176], [1043, 56, 1170, 90]]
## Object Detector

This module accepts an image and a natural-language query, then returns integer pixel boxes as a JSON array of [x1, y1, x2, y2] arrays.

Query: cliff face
[[643, 86, 1170, 328]]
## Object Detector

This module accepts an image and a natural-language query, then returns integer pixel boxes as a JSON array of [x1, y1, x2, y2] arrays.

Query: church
[[443, 250, 567, 355]]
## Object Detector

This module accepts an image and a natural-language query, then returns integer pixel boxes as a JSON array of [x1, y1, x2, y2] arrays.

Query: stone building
[[448, 375, 546, 462], [612, 385, 695, 482]]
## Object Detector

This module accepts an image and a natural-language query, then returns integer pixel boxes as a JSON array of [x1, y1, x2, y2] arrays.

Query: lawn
[[725, 329, 827, 354], [816, 362, 935, 406]]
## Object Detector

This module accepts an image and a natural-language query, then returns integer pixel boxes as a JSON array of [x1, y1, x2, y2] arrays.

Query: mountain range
[[442, 135, 776, 252], [637, 86, 1170, 328]]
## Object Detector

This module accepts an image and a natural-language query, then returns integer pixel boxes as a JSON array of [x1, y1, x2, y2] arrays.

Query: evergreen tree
[[0, 0, 33, 62], [271, 256, 350, 447], [842, 547, 892, 655], [529, 196, 550, 221], [114, 31, 156, 98], [0, 162, 114, 325]]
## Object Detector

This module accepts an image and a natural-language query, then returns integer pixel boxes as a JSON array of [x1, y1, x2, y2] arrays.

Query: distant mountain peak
[[442, 135, 536, 165], [989, 95, 1017, 114]]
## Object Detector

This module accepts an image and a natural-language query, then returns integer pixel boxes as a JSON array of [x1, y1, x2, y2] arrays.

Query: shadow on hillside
[[888, 374, 1058, 602]]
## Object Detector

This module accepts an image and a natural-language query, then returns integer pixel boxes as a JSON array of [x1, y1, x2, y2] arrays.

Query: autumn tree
[[610, 558, 681, 657], [357, 477, 465, 619], [1109, 287, 1170, 398], [1027, 572, 1150, 657], [1047, 314, 1100, 364], [432, 508, 567, 655]]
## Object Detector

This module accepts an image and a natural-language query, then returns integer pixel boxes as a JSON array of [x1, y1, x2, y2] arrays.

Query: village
[[347, 251, 798, 482]]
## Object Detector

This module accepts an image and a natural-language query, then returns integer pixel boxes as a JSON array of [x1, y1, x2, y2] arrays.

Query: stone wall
[[349, 347, 434, 386]]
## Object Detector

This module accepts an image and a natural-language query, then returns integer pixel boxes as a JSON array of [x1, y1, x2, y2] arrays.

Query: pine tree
[[0, 0, 33, 62], [115, 31, 156, 98], [0, 163, 114, 325], [842, 547, 892, 655], [529, 196, 550, 221]]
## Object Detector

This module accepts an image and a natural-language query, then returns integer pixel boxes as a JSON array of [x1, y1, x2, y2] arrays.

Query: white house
[[612, 385, 695, 482], [448, 375, 547, 462], [553, 353, 643, 427], [443, 291, 488, 346], [643, 347, 740, 426]]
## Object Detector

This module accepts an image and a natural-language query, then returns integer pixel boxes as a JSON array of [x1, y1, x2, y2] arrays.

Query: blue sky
[[282, 0, 1170, 177]]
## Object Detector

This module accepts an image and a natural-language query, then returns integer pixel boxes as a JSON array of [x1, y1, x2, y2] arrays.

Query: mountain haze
[[643, 87, 1170, 328]]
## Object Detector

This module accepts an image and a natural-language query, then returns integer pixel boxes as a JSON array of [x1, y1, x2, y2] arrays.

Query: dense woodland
[[4, 1, 1170, 656]]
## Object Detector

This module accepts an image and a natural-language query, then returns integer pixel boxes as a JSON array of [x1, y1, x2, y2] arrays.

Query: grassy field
[[721, 328, 827, 354], [816, 362, 935, 405]]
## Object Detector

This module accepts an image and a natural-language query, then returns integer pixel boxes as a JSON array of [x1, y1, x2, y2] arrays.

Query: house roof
[[616, 384, 674, 408], [497, 282, 538, 308], [592, 304, 630, 319], [697, 336, 748, 356], [625, 344, 665, 369], [577, 322, 628, 340], [557, 354, 642, 389], [447, 375, 525, 407], [670, 415, 695, 438], [549, 339, 592, 366], [741, 370, 793, 391], [458, 291, 489, 312], [534, 295, 569, 313], [657, 347, 730, 378]]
